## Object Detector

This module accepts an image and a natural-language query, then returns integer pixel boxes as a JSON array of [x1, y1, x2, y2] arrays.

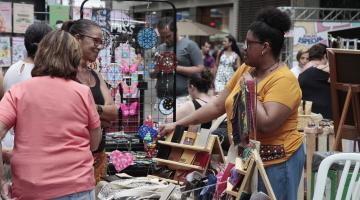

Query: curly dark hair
[[248, 7, 291, 58]]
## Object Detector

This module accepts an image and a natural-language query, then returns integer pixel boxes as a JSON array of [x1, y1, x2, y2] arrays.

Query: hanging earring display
[[155, 51, 176, 73], [100, 63, 122, 88], [158, 97, 174, 115], [102, 28, 112, 48], [137, 28, 158, 49]]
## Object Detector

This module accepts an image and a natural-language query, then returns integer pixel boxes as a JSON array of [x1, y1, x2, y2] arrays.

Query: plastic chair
[[313, 153, 360, 200]]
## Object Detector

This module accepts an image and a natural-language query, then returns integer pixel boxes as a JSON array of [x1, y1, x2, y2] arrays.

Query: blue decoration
[[138, 125, 157, 142], [137, 28, 158, 49]]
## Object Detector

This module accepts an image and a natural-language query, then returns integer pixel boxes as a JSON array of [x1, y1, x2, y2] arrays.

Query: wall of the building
[[238, 0, 291, 41]]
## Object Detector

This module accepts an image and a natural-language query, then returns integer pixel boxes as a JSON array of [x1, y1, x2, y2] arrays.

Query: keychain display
[[137, 28, 158, 49], [158, 97, 174, 115]]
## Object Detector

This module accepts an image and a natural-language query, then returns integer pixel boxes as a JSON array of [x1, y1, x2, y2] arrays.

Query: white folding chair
[[313, 153, 360, 200]]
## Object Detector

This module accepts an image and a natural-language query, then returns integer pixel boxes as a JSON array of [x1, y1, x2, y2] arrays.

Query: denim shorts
[[52, 189, 95, 200], [258, 144, 305, 200]]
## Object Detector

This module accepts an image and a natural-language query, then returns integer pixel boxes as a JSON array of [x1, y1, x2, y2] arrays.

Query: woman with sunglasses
[[159, 7, 304, 200], [62, 19, 118, 183]]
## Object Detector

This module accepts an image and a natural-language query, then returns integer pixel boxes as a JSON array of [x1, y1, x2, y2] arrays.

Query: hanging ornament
[[100, 63, 122, 88], [137, 28, 158, 49], [158, 97, 174, 115], [101, 28, 112, 48], [156, 51, 176, 74]]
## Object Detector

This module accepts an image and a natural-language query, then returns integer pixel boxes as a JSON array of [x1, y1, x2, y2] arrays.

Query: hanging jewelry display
[[158, 97, 174, 115], [100, 63, 122, 88], [155, 51, 177, 74], [137, 27, 158, 49]]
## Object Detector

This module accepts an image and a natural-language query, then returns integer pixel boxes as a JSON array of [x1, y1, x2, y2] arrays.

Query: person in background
[[2, 22, 52, 164], [214, 35, 241, 93], [150, 17, 205, 106], [0, 30, 101, 200], [291, 48, 309, 78], [298, 43, 332, 119], [159, 7, 304, 200], [202, 41, 215, 69], [62, 19, 118, 182], [165, 70, 215, 129]]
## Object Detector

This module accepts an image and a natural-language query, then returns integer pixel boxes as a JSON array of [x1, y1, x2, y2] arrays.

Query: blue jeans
[[52, 190, 95, 200], [258, 144, 305, 200]]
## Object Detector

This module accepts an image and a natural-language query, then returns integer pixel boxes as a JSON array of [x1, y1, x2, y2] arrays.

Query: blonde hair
[[32, 30, 82, 79], [296, 48, 309, 61]]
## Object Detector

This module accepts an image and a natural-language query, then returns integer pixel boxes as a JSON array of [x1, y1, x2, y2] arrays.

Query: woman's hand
[[158, 122, 176, 138], [242, 72, 254, 82]]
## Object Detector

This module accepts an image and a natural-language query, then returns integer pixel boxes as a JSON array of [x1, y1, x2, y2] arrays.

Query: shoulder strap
[[192, 99, 202, 110]]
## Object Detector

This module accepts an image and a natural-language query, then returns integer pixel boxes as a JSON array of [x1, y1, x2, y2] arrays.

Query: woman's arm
[[96, 71, 118, 124], [159, 89, 229, 136], [236, 55, 241, 68], [0, 123, 12, 200], [90, 126, 102, 152], [256, 101, 292, 133]]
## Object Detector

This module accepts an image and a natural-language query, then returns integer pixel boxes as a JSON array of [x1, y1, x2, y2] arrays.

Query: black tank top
[[89, 70, 105, 152], [192, 99, 212, 129], [90, 70, 105, 105]]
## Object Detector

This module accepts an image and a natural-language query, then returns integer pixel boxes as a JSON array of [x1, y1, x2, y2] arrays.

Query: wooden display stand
[[327, 49, 360, 151], [225, 149, 276, 200], [150, 131, 225, 184]]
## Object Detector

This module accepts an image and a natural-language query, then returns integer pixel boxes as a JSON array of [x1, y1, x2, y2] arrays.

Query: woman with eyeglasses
[[159, 7, 304, 200], [62, 19, 117, 183]]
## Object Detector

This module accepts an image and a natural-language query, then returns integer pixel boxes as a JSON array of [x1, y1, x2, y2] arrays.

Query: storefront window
[[209, 7, 230, 33]]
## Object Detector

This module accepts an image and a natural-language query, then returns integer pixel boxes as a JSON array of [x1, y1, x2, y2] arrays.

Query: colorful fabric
[[110, 151, 134, 172], [231, 79, 256, 154], [225, 64, 303, 165], [94, 151, 108, 183], [0, 76, 100, 199]]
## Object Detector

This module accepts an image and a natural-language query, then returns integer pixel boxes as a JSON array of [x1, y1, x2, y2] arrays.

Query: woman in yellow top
[[159, 7, 304, 200]]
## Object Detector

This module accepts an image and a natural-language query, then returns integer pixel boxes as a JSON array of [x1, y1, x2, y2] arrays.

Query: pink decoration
[[109, 150, 134, 172]]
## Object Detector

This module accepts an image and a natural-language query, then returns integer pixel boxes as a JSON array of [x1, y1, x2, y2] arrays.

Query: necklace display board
[[80, 0, 178, 152]]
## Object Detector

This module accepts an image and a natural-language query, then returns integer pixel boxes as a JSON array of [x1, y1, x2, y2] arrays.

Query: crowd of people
[[0, 6, 334, 200]]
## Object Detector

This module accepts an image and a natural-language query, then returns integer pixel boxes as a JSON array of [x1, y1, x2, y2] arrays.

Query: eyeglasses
[[244, 39, 263, 49], [80, 34, 104, 49]]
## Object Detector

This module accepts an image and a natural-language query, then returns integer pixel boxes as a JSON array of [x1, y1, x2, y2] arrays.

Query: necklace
[[77, 67, 93, 86], [251, 62, 279, 78]]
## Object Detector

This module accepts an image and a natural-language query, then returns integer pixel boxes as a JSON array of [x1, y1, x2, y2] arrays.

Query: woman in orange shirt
[[159, 7, 304, 200]]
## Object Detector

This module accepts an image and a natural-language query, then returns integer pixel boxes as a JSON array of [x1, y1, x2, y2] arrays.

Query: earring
[[261, 51, 264, 56]]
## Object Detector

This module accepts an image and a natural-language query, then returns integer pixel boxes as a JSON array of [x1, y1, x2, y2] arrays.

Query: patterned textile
[[231, 80, 256, 155], [214, 52, 237, 92], [94, 151, 108, 183]]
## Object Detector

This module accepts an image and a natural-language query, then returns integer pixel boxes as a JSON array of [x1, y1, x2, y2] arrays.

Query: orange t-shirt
[[225, 64, 303, 165]]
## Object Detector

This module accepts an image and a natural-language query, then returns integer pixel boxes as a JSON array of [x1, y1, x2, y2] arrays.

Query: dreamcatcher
[[137, 27, 158, 49]]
